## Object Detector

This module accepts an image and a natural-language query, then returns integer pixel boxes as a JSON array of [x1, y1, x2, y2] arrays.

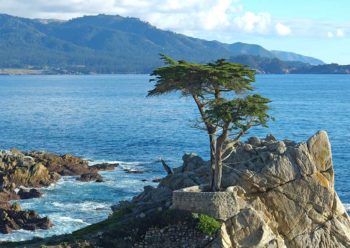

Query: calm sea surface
[[0, 74, 349, 241]]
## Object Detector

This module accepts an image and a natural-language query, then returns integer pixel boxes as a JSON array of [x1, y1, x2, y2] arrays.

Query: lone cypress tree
[[149, 55, 271, 191]]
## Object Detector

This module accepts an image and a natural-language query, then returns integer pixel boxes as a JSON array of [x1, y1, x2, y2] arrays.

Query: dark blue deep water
[[0, 74, 349, 240]]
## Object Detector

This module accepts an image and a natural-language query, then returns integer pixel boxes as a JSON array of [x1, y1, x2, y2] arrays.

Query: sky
[[0, 0, 349, 64]]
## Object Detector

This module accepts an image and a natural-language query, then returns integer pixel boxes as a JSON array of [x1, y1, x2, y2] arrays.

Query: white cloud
[[275, 23, 291, 36], [0, 0, 347, 42], [0, 0, 243, 33], [336, 28, 345, 37], [234, 11, 272, 34], [145, 0, 241, 32], [327, 32, 334, 38], [327, 28, 345, 38]]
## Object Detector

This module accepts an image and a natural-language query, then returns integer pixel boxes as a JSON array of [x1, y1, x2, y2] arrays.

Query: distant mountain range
[[0, 13, 348, 74]]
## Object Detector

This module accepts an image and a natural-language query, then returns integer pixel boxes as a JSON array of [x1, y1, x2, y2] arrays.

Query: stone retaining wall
[[172, 185, 242, 221]]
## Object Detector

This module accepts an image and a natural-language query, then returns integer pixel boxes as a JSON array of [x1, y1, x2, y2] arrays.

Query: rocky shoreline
[[1, 131, 350, 247], [0, 149, 118, 234], [106, 131, 350, 247]]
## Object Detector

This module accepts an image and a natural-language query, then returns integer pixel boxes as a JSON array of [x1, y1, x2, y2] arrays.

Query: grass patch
[[194, 213, 221, 236]]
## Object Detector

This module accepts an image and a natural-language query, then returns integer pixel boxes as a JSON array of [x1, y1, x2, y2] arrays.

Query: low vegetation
[[194, 214, 221, 236]]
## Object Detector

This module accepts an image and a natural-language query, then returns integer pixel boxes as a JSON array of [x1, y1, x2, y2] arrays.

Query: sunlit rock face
[[166, 131, 350, 247], [207, 131, 349, 247]]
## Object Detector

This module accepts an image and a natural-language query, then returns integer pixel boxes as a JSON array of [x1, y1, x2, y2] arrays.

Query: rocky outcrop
[[0, 150, 110, 196], [116, 131, 350, 247], [0, 203, 52, 234], [5, 131, 349, 248], [77, 172, 104, 182], [25, 151, 92, 177], [0, 150, 109, 234], [17, 188, 43, 199], [90, 163, 119, 171], [0, 150, 92, 190], [210, 131, 350, 248]]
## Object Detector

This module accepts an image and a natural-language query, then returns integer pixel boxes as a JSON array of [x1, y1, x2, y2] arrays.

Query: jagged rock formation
[[123, 131, 350, 247], [213, 131, 350, 247], [0, 150, 113, 233], [0, 202, 52, 234], [89, 163, 119, 171], [77, 172, 104, 182], [2, 131, 349, 247], [0, 150, 114, 200]]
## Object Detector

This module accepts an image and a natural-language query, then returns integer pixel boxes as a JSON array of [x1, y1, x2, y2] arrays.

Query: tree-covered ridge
[[0, 13, 341, 74]]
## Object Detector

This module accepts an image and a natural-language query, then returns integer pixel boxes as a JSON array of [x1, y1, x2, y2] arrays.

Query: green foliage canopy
[[206, 94, 271, 137], [148, 55, 255, 98]]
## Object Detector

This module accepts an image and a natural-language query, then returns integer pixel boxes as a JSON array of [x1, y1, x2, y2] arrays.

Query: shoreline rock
[[0, 150, 113, 234], [2, 131, 350, 247], [77, 172, 104, 182], [17, 188, 43, 199], [110, 131, 350, 247], [90, 163, 119, 171], [0, 203, 53, 234]]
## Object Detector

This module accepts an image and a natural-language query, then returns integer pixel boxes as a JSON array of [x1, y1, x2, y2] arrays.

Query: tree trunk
[[214, 140, 223, 191], [209, 133, 216, 190], [214, 126, 229, 191], [191, 94, 217, 190]]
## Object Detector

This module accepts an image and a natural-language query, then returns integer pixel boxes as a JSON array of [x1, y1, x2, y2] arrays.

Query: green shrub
[[195, 214, 221, 236]]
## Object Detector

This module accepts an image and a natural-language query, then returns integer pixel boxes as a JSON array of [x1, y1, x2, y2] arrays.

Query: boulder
[[18, 188, 43, 199], [180, 153, 207, 173], [0, 205, 53, 234], [248, 136, 261, 146], [27, 152, 91, 176], [90, 163, 119, 171], [0, 150, 101, 194], [77, 172, 104, 182]]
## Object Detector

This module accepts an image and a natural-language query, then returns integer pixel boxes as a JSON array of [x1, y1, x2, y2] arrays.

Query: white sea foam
[[88, 159, 153, 167], [44, 178, 67, 190], [52, 201, 111, 212], [56, 216, 87, 224], [0, 229, 38, 242], [344, 203, 350, 211]]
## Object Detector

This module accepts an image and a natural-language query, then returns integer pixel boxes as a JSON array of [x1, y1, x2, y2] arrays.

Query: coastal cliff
[[2, 131, 350, 247], [172, 131, 350, 247], [135, 130, 350, 247]]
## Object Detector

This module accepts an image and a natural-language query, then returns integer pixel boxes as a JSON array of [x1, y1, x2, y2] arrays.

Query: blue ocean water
[[0, 74, 349, 241]]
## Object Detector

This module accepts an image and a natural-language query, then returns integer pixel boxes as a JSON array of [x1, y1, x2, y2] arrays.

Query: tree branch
[[222, 146, 237, 162], [192, 94, 215, 134]]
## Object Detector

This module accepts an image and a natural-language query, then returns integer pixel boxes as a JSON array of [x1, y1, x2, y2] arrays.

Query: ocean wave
[[51, 201, 111, 212], [344, 203, 350, 211], [55, 216, 87, 224], [0, 229, 38, 242], [88, 159, 156, 167], [44, 178, 66, 190]]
